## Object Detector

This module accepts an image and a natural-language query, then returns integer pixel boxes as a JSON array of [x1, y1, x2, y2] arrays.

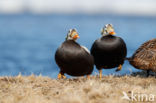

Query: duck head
[[101, 24, 116, 36], [66, 29, 79, 41]]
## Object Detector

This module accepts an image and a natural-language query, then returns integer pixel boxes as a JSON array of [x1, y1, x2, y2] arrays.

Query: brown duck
[[127, 38, 156, 76]]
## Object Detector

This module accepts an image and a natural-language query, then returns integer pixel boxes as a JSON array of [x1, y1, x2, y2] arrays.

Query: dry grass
[[0, 72, 156, 103]]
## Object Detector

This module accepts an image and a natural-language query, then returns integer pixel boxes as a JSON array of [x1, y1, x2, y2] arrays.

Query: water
[[0, 14, 156, 78]]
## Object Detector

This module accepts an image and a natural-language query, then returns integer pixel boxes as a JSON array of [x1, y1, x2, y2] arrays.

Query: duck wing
[[81, 45, 90, 54], [134, 39, 156, 54]]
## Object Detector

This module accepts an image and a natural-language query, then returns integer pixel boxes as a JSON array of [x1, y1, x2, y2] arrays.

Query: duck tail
[[125, 57, 132, 61]]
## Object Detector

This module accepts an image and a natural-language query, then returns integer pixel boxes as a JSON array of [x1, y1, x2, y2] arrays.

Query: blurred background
[[0, 0, 156, 78]]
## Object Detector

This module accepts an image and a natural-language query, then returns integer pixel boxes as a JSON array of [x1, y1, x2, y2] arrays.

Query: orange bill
[[109, 31, 116, 35], [73, 34, 80, 39]]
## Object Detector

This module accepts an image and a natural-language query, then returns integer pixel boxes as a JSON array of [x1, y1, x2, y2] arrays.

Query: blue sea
[[0, 14, 156, 78]]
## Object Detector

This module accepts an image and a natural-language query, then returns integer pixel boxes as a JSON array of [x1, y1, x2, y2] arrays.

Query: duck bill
[[109, 31, 116, 35], [73, 34, 80, 39]]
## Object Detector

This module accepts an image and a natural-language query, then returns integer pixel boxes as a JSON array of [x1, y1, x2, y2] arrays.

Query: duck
[[91, 24, 127, 79], [55, 29, 94, 79], [127, 38, 156, 77]]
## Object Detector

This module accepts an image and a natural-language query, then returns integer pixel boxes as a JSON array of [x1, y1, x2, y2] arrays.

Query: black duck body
[[91, 35, 127, 70], [55, 40, 94, 76]]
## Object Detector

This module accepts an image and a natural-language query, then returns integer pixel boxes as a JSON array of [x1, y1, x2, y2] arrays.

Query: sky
[[0, 0, 156, 16]]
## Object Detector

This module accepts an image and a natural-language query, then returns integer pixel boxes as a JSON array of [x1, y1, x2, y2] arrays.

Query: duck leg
[[57, 73, 62, 79], [86, 75, 90, 79], [146, 70, 150, 77], [57, 72, 66, 79], [116, 64, 122, 72], [62, 74, 66, 79], [99, 69, 102, 79]]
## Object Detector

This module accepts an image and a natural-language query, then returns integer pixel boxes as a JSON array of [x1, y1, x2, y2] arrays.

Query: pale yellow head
[[101, 24, 116, 36], [66, 29, 79, 41]]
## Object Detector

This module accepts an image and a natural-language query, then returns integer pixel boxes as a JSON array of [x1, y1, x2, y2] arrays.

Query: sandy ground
[[0, 72, 156, 103]]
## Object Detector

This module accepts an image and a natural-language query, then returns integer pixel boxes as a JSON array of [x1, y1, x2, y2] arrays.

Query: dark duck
[[91, 24, 127, 79], [55, 29, 94, 79], [127, 38, 156, 77]]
